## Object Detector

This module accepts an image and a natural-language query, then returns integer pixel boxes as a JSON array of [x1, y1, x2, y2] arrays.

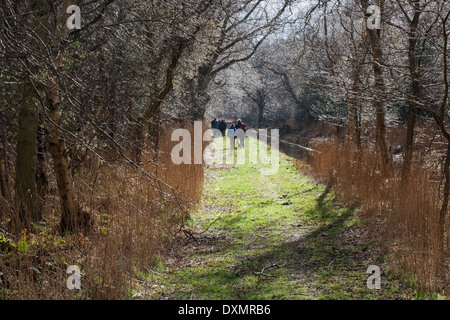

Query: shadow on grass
[[173, 186, 365, 300], [233, 189, 358, 276]]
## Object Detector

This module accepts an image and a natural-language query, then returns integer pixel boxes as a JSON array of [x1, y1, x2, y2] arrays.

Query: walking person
[[219, 120, 227, 137], [211, 118, 219, 137], [235, 119, 243, 131], [237, 122, 247, 148], [227, 123, 237, 150]]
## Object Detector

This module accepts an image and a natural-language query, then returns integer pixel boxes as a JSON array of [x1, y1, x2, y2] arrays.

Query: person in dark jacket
[[219, 120, 227, 137], [211, 118, 219, 129], [211, 118, 219, 137]]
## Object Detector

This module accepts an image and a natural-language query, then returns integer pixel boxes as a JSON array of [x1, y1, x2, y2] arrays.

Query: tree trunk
[[192, 64, 212, 120], [46, 122, 81, 232], [258, 102, 264, 128], [44, 0, 84, 233], [46, 76, 82, 233], [36, 114, 48, 212], [346, 49, 364, 150], [15, 87, 40, 227], [402, 103, 417, 179], [402, 4, 421, 181], [144, 37, 188, 151], [362, 0, 393, 172], [0, 115, 12, 204]]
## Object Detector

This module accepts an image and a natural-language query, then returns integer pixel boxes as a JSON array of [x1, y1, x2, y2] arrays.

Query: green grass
[[138, 137, 414, 300]]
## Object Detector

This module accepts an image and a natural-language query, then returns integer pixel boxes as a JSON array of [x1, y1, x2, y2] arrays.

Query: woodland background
[[0, 0, 449, 299]]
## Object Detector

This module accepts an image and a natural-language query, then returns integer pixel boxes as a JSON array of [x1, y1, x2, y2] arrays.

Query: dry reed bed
[[308, 138, 448, 294], [0, 122, 206, 299]]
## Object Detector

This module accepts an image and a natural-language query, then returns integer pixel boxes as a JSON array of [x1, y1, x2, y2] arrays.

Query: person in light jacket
[[227, 123, 237, 150]]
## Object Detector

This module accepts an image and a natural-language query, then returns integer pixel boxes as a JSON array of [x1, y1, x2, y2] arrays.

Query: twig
[[253, 263, 287, 279], [183, 229, 200, 245], [252, 271, 277, 278], [178, 209, 228, 245], [144, 266, 164, 277], [196, 211, 227, 235]]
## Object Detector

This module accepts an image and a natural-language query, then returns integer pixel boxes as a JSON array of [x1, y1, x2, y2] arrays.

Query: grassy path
[[140, 138, 413, 300]]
